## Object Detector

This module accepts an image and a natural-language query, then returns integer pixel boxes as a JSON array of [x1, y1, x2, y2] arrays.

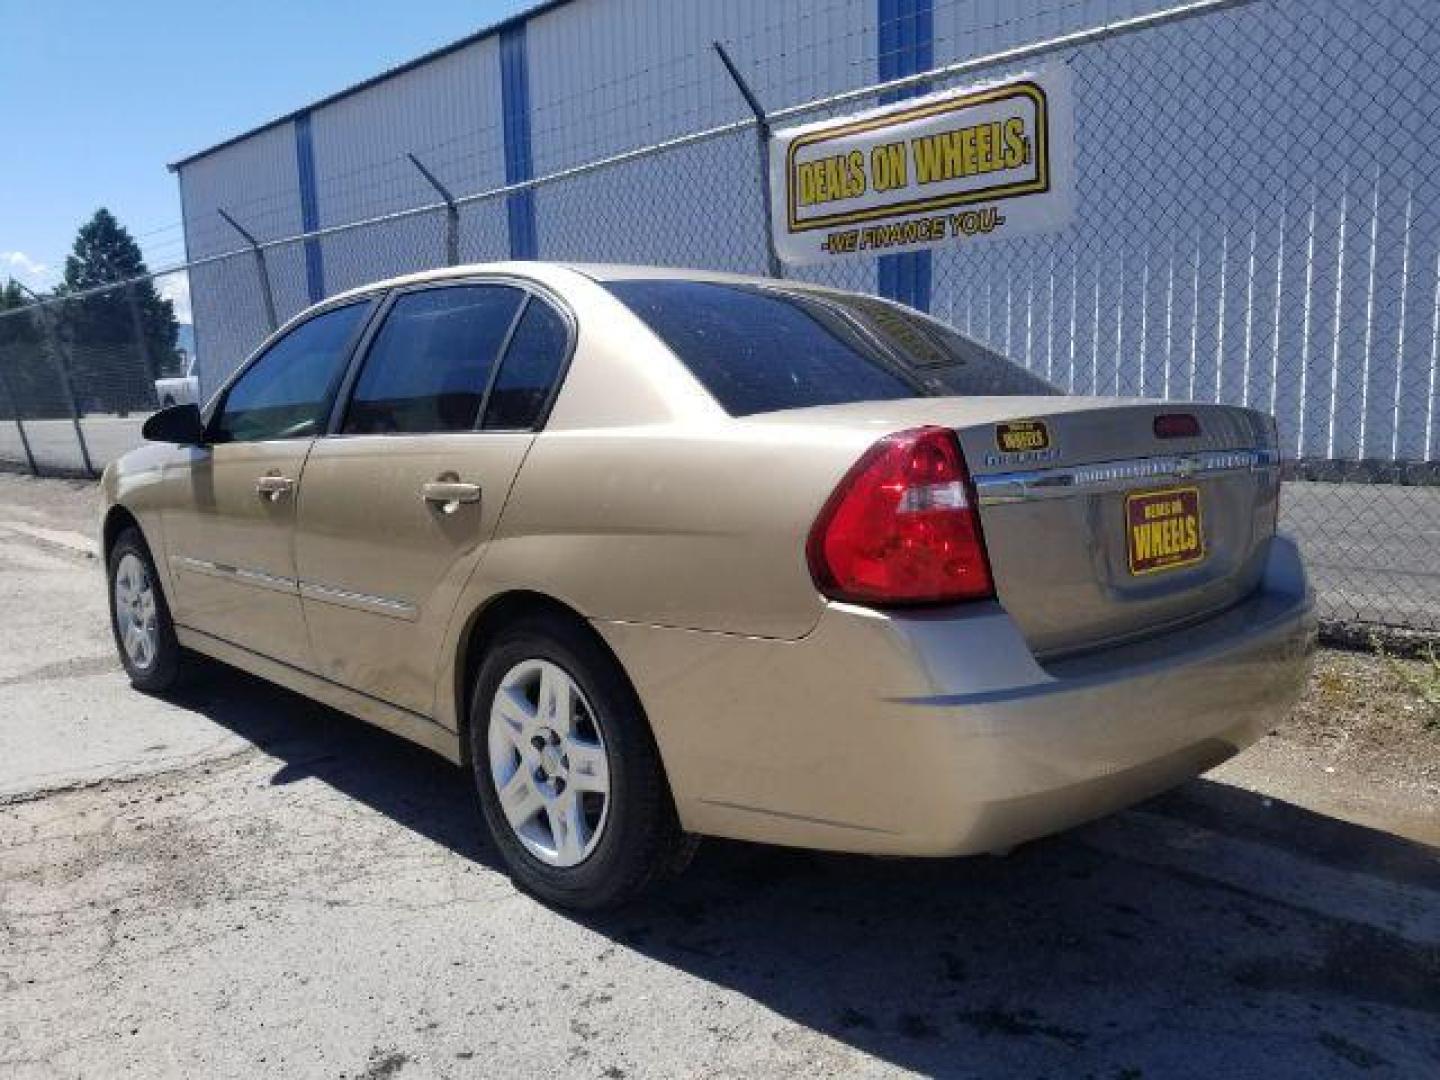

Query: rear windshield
[[604, 279, 1058, 416]]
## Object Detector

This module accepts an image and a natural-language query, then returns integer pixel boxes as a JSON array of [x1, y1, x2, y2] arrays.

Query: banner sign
[[769, 66, 1073, 265]]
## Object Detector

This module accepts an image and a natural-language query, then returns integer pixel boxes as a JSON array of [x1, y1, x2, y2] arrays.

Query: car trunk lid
[[957, 398, 1280, 657]]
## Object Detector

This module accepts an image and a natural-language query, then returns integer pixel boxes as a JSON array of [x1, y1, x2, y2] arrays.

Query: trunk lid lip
[[736, 394, 1151, 431], [736, 397, 1276, 461], [973, 447, 1278, 506]]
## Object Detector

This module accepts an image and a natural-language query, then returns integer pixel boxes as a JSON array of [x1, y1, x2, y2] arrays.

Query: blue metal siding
[[876, 0, 933, 311], [500, 24, 538, 260], [293, 112, 325, 303]]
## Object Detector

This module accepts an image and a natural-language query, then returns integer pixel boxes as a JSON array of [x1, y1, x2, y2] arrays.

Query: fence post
[[407, 153, 461, 266], [16, 286, 95, 478], [217, 209, 279, 333], [0, 358, 39, 476], [124, 280, 160, 401], [713, 41, 784, 279]]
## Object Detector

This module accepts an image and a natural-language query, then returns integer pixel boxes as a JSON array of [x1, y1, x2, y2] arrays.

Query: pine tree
[[0, 278, 54, 416], [0, 279, 24, 310], [58, 209, 181, 396], [0, 277, 38, 353], [0, 278, 40, 347]]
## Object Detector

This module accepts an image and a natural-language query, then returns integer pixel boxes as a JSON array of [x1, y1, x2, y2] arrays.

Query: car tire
[[107, 527, 183, 693], [470, 611, 683, 910]]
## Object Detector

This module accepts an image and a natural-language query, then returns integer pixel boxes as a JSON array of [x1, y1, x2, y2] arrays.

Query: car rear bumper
[[595, 534, 1316, 856]]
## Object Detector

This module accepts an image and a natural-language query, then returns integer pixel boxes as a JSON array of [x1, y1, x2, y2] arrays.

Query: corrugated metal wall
[[177, 37, 512, 395], [526, 0, 874, 278], [930, 0, 1177, 54], [174, 0, 1440, 465], [178, 123, 307, 395], [310, 37, 510, 291]]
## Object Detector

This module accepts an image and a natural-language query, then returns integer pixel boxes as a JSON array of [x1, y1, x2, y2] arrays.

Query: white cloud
[[1, 250, 50, 283], [155, 271, 192, 324]]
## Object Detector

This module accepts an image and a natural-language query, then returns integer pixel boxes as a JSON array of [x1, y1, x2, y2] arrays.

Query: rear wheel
[[470, 612, 682, 910], [107, 528, 183, 692]]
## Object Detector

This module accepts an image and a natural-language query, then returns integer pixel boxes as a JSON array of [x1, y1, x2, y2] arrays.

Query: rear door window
[[604, 279, 1057, 416], [342, 285, 525, 435], [481, 297, 570, 430]]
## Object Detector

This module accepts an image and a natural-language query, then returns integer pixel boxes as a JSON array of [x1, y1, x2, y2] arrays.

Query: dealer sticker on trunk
[[985, 419, 1059, 466], [995, 419, 1051, 453], [1125, 487, 1204, 575]]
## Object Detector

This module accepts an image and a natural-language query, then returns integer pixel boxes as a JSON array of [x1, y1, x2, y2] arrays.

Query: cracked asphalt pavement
[[1, 473, 1437, 1078]]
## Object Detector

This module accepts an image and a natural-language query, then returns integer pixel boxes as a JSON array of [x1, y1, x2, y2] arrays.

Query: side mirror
[[142, 402, 207, 446]]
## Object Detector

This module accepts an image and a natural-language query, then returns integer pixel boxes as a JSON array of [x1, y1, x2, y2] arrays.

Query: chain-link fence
[[0, 266, 197, 477], [1, 0, 1436, 636]]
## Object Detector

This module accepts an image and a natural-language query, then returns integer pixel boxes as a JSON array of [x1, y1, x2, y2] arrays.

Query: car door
[[293, 281, 573, 716], [163, 299, 375, 667]]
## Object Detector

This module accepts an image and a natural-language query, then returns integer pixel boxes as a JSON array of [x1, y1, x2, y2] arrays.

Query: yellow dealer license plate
[[1125, 486, 1204, 575]]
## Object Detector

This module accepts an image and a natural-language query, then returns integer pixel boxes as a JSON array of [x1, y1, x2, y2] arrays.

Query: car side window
[[210, 301, 371, 443], [481, 297, 570, 430], [342, 285, 525, 435]]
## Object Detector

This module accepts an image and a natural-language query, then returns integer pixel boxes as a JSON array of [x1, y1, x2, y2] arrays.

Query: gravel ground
[[1, 474, 1437, 1079]]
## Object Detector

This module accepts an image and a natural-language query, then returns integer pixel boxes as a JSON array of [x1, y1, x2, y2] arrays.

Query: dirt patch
[[0, 472, 100, 537], [357, 1050, 412, 1079], [1235, 923, 1440, 1016], [1286, 648, 1440, 794], [954, 1006, 1089, 1049]]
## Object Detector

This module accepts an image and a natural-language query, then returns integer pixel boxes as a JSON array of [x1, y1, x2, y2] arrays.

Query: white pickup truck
[[153, 354, 199, 408]]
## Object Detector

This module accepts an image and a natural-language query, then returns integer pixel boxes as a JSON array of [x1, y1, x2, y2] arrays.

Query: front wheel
[[107, 527, 183, 692], [470, 613, 683, 910]]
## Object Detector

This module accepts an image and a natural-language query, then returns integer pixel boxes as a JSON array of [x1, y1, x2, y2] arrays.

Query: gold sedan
[[101, 263, 1315, 909]]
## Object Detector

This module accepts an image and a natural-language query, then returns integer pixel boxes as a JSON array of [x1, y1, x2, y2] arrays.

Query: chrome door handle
[[255, 474, 295, 501], [422, 480, 481, 513]]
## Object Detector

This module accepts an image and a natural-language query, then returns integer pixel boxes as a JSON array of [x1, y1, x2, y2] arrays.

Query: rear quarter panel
[[467, 421, 876, 640], [443, 269, 890, 653]]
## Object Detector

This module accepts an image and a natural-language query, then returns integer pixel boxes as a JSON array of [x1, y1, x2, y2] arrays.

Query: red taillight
[[807, 426, 994, 606], [1153, 413, 1201, 439]]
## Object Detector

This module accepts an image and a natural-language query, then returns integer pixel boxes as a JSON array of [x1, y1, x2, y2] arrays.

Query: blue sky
[[0, 0, 533, 308]]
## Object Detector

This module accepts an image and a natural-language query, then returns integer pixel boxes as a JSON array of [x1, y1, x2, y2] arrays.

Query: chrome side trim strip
[[172, 554, 221, 577], [171, 555, 416, 619], [171, 555, 298, 595], [233, 566, 301, 594], [299, 580, 418, 621], [974, 448, 1277, 505]]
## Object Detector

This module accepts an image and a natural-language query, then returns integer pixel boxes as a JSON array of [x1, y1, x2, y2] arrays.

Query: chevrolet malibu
[[101, 263, 1316, 909]]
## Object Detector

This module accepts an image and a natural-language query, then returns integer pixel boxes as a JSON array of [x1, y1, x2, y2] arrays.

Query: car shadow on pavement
[[173, 657, 1440, 1077], [167, 656, 495, 864]]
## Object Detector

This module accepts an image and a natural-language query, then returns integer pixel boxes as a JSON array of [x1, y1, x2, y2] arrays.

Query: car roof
[[320, 261, 791, 307]]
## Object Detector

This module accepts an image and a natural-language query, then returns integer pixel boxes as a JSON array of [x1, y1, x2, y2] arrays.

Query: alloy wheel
[[113, 552, 159, 671], [487, 659, 611, 867]]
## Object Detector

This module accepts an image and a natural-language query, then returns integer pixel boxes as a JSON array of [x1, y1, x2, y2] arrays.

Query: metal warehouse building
[[172, 0, 1440, 466]]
